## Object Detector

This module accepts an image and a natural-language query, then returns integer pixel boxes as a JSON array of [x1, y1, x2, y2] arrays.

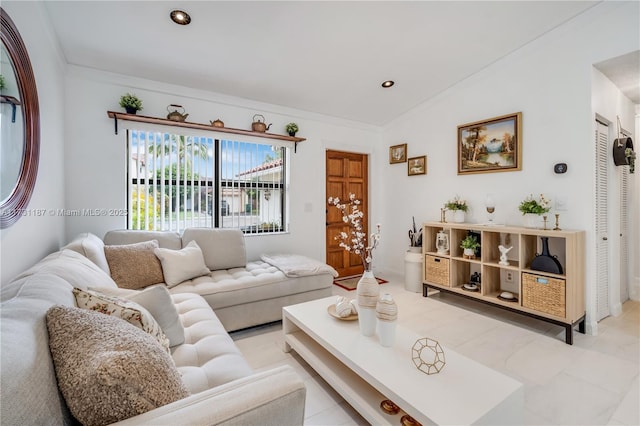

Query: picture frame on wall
[[457, 112, 522, 175], [389, 143, 407, 164], [408, 155, 426, 176]]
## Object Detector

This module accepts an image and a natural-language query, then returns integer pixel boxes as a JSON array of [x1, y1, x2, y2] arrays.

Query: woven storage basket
[[425, 255, 449, 287], [522, 273, 566, 317]]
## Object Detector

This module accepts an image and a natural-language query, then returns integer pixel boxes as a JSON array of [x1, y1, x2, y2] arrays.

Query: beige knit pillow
[[104, 240, 164, 289], [46, 306, 189, 426], [73, 287, 170, 352]]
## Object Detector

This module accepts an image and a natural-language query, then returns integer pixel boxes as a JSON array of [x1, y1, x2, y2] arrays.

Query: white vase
[[357, 270, 379, 336], [523, 213, 539, 228], [453, 210, 465, 223], [376, 293, 397, 347]]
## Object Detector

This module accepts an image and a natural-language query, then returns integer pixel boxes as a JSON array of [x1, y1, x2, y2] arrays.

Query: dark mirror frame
[[0, 7, 40, 228]]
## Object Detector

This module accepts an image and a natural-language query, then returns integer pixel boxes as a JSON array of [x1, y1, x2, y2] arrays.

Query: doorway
[[325, 150, 369, 277]]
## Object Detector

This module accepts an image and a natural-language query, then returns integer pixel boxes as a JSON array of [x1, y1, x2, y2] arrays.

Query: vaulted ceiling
[[44, 1, 604, 125]]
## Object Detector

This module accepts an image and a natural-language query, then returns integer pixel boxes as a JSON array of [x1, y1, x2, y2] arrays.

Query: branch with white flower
[[328, 193, 381, 271]]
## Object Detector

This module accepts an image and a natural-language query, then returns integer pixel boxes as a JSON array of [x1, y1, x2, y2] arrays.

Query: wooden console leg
[[565, 324, 573, 345]]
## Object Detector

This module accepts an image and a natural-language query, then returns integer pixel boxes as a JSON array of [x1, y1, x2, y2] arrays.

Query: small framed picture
[[408, 155, 426, 176], [389, 143, 407, 164]]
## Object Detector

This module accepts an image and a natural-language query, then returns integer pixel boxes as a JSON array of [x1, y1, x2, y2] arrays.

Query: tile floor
[[231, 273, 639, 425]]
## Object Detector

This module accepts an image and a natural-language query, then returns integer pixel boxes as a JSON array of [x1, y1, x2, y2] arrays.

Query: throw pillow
[[46, 306, 189, 426], [154, 240, 210, 288], [127, 285, 185, 347], [73, 287, 170, 352], [104, 240, 164, 289]]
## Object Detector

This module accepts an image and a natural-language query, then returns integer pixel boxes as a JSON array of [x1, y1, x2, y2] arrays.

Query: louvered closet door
[[595, 120, 610, 320], [620, 167, 629, 302]]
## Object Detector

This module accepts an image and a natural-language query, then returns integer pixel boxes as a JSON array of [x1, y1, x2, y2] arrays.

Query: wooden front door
[[326, 150, 368, 277]]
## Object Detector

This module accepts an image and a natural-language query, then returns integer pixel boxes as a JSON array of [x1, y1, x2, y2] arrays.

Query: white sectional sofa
[[0, 228, 336, 425]]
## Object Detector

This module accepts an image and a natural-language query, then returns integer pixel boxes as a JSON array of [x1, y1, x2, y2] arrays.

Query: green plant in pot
[[285, 122, 299, 137], [119, 93, 143, 114], [460, 235, 480, 259], [0, 74, 5, 91]]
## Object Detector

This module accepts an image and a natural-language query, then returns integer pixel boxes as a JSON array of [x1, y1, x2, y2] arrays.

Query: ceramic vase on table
[[376, 293, 398, 347], [357, 270, 379, 336], [453, 210, 465, 223], [523, 213, 539, 228]]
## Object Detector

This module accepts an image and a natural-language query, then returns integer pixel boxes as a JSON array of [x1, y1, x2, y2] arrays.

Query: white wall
[[377, 1, 639, 333], [63, 66, 382, 262], [0, 2, 66, 283]]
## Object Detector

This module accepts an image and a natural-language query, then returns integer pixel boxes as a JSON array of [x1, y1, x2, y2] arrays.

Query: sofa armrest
[[112, 365, 305, 426]]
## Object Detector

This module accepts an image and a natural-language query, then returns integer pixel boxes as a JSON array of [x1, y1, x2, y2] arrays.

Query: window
[[128, 130, 288, 233]]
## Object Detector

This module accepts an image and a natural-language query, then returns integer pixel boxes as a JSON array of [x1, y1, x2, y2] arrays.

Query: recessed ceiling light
[[381, 80, 395, 88], [170, 10, 191, 25]]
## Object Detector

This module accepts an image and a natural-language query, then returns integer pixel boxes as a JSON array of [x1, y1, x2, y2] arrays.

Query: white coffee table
[[283, 296, 523, 425]]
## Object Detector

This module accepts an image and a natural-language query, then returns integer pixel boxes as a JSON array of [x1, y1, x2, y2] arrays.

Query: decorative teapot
[[210, 119, 224, 128], [251, 114, 271, 132], [166, 104, 188, 122]]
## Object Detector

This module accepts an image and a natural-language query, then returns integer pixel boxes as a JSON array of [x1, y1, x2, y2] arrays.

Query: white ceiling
[[594, 50, 640, 104], [43, 1, 602, 125]]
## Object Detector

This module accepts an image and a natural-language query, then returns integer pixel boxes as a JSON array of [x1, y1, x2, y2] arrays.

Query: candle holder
[[543, 215, 548, 230], [554, 213, 561, 231], [440, 208, 446, 223]]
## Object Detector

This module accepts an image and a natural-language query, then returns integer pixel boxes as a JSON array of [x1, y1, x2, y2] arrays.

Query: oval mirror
[[0, 8, 39, 228]]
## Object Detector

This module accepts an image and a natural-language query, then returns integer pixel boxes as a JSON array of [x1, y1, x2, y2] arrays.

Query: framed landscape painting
[[457, 112, 522, 174], [389, 143, 407, 164]]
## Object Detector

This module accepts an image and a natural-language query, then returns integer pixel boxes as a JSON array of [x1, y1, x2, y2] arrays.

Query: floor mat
[[333, 275, 388, 291]]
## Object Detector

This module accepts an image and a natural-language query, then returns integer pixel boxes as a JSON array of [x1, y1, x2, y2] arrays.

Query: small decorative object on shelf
[[376, 293, 398, 347], [445, 195, 468, 223], [440, 208, 446, 223], [435, 229, 449, 255], [119, 93, 143, 114], [210, 119, 224, 127], [460, 234, 480, 259], [519, 193, 551, 228], [485, 193, 496, 225], [285, 122, 299, 137], [412, 337, 445, 375], [166, 104, 188, 122], [543, 215, 549, 230], [498, 245, 512, 265], [252, 114, 271, 132], [530, 236, 563, 274], [554, 213, 561, 231], [380, 399, 400, 415]]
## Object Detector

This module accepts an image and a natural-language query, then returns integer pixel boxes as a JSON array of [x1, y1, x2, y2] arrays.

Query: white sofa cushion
[[73, 287, 170, 352], [127, 285, 186, 347], [12, 249, 117, 290], [0, 274, 77, 425], [46, 305, 189, 425], [62, 232, 111, 274], [154, 241, 210, 288], [170, 292, 253, 394], [104, 229, 182, 250], [181, 228, 247, 270]]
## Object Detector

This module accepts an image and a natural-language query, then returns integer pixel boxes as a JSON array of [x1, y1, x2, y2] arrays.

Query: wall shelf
[[106, 111, 306, 151]]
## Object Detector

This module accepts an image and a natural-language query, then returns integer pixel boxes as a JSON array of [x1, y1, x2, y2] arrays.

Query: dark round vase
[[125, 107, 138, 115]]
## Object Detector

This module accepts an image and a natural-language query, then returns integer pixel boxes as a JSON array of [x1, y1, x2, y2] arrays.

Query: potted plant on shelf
[[444, 195, 468, 223], [460, 234, 480, 259], [518, 193, 550, 228], [0, 74, 5, 91], [119, 93, 143, 114], [285, 122, 299, 137]]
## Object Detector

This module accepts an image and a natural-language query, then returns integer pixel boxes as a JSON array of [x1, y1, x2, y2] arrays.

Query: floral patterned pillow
[[72, 288, 170, 352]]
